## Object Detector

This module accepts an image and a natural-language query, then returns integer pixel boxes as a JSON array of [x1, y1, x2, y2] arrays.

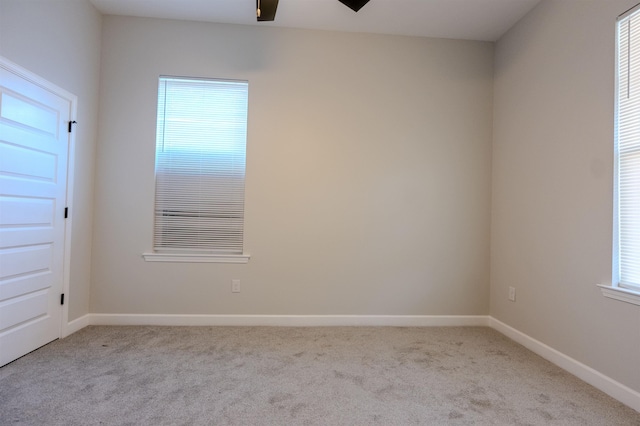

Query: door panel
[[0, 141, 58, 182], [0, 62, 70, 366], [0, 272, 51, 301], [0, 292, 49, 330], [0, 196, 55, 226], [1, 91, 59, 135], [0, 244, 53, 278]]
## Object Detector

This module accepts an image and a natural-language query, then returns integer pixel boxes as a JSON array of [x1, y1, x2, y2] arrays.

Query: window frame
[[143, 75, 250, 264], [600, 5, 640, 304]]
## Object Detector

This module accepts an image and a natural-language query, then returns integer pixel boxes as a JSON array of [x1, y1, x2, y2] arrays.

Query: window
[[601, 5, 640, 304], [143, 76, 249, 263]]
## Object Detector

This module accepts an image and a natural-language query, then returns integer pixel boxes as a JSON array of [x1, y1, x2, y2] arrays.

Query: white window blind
[[153, 76, 248, 254], [616, 6, 640, 291]]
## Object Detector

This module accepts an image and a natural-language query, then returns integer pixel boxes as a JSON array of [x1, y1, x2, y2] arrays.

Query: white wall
[[492, 0, 640, 393], [91, 16, 494, 315], [0, 0, 102, 321]]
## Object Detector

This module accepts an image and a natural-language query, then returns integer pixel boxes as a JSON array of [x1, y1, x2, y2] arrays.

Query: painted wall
[[0, 0, 102, 321], [492, 0, 640, 393], [91, 16, 494, 315]]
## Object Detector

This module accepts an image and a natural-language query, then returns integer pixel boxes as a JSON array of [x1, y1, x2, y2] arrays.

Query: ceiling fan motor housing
[[338, 0, 371, 12], [257, 0, 278, 21]]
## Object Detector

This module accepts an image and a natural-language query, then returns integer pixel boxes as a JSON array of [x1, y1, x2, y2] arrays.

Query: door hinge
[[64, 207, 69, 219], [68, 120, 77, 133], [61, 294, 65, 305]]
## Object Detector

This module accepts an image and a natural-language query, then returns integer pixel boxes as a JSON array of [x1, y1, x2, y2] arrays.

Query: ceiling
[[89, 0, 541, 42]]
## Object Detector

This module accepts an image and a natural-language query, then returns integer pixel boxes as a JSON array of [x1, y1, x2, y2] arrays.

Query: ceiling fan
[[256, 0, 370, 22]]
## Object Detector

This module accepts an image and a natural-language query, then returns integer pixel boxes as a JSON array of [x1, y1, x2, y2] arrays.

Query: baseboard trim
[[87, 314, 491, 327], [489, 317, 640, 413], [62, 314, 91, 338]]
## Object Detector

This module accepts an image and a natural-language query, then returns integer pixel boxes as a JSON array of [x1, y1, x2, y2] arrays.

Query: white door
[[0, 59, 72, 366]]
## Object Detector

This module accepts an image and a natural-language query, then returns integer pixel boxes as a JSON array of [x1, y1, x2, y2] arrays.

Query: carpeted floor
[[1, 326, 639, 425]]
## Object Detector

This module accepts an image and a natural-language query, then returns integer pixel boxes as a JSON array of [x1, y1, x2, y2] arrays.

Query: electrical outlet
[[232, 279, 241, 293], [508, 286, 516, 302]]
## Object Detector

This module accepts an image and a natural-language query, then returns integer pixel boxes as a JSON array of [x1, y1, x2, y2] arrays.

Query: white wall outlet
[[508, 286, 516, 302], [232, 279, 241, 293]]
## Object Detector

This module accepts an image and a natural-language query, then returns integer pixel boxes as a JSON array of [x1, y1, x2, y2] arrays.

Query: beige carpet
[[1, 326, 639, 425]]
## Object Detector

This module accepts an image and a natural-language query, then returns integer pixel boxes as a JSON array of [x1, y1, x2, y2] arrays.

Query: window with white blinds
[[616, 6, 640, 291], [153, 76, 248, 255]]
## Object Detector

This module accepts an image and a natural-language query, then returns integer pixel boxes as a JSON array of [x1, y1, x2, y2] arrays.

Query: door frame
[[0, 55, 77, 338]]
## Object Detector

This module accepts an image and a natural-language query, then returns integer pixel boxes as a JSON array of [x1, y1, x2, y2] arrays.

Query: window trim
[[598, 284, 640, 306], [146, 75, 249, 263], [142, 252, 250, 264], [601, 4, 640, 305]]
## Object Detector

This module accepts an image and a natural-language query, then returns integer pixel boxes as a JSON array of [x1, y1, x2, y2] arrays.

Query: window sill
[[142, 252, 250, 264], [597, 284, 640, 306]]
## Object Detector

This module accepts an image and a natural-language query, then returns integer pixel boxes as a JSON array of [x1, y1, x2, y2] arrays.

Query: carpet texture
[[1, 326, 639, 425]]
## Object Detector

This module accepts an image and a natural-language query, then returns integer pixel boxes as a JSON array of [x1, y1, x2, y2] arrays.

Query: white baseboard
[[87, 314, 491, 327], [62, 314, 91, 338], [489, 317, 640, 413]]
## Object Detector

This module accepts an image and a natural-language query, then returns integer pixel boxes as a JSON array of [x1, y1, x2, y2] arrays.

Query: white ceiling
[[89, 0, 541, 42]]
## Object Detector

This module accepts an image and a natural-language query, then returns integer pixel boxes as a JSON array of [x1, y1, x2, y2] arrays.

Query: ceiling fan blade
[[257, 0, 278, 21], [338, 0, 370, 12]]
